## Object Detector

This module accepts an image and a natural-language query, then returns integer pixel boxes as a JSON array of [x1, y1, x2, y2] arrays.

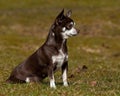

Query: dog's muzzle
[[62, 27, 80, 39], [68, 28, 80, 37]]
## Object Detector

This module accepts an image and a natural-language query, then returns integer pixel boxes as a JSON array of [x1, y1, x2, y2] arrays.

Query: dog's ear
[[55, 9, 64, 25], [66, 10, 72, 17], [56, 9, 64, 19]]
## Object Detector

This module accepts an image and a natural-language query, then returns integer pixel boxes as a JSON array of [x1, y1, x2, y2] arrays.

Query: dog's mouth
[[67, 33, 77, 37], [67, 30, 79, 37], [61, 27, 80, 39]]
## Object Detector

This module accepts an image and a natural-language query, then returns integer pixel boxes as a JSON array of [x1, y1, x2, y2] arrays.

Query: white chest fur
[[52, 49, 68, 69]]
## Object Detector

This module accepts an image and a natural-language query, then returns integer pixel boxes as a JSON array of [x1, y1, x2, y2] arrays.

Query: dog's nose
[[77, 29, 80, 34]]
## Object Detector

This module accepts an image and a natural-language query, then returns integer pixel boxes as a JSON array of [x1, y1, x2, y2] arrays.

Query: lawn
[[0, 0, 120, 96]]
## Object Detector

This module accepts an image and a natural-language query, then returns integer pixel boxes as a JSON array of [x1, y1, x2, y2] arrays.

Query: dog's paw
[[50, 81, 56, 89], [50, 85, 56, 89], [63, 82, 68, 87]]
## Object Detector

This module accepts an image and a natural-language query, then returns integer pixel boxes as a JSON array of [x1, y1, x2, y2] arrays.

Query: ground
[[0, 0, 120, 96]]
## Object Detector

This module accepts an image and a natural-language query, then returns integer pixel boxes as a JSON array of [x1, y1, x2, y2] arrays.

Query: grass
[[0, 0, 120, 96]]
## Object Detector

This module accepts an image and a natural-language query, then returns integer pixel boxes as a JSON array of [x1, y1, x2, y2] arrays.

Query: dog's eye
[[66, 24, 73, 30]]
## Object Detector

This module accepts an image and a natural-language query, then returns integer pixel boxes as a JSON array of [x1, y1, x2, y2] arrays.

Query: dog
[[6, 9, 79, 88]]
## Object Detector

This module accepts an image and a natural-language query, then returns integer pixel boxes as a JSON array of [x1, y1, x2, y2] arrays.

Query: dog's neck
[[44, 26, 67, 50]]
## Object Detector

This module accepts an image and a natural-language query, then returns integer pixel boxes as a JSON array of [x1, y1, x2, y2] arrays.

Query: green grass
[[0, 0, 120, 96]]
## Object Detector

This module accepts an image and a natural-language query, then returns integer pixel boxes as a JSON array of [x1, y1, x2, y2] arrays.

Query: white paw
[[50, 84, 56, 89], [25, 77, 30, 83], [50, 80, 56, 89], [63, 82, 68, 87]]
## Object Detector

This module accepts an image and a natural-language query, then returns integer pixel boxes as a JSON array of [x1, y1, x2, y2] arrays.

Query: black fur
[[6, 9, 79, 84]]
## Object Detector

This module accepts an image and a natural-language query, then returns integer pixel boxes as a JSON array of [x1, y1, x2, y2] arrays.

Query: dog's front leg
[[48, 66, 56, 89], [62, 61, 68, 87]]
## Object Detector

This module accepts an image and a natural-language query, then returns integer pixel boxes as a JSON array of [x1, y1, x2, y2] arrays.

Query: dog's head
[[52, 9, 79, 39]]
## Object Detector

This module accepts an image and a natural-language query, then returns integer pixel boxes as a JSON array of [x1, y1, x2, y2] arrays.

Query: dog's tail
[[6, 75, 25, 84]]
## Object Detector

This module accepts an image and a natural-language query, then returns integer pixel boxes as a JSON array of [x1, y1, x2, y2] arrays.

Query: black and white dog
[[6, 9, 79, 88]]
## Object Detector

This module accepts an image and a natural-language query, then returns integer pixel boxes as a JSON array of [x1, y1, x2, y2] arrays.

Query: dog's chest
[[52, 49, 68, 68]]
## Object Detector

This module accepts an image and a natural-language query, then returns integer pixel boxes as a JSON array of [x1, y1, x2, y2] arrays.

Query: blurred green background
[[0, 0, 120, 96]]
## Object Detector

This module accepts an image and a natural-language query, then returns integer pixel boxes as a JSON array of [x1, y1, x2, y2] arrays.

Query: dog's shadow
[[42, 80, 63, 86]]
